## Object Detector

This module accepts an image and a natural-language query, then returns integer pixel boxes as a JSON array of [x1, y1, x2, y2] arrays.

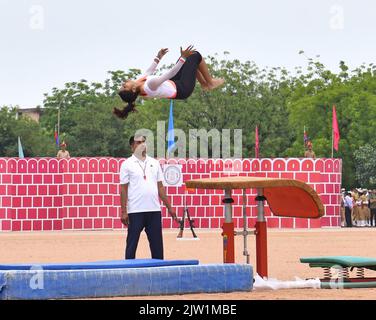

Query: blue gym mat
[[0, 260, 253, 299], [0, 259, 199, 270]]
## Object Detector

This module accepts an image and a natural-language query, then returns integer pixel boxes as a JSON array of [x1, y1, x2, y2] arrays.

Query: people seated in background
[[353, 189, 370, 227], [57, 141, 70, 159], [342, 187, 376, 228]]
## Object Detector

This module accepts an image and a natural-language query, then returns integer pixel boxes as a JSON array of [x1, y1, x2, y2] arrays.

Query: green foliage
[[0, 107, 18, 156], [286, 54, 376, 188], [170, 55, 294, 158], [354, 144, 376, 188], [39, 71, 138, 157], [0, 107, 55, 157]]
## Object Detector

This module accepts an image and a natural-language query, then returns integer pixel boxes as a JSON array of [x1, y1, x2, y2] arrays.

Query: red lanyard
[[137, 160, 147, 180]]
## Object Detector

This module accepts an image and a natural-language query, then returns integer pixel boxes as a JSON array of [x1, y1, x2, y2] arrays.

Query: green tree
[[286, 53, 376, 188], [40, 70, 141, 157], [353, 144, 376, 189], [0, 107, 18, 156], [0, 107, 55, 157], [170, 55, 294, 158]]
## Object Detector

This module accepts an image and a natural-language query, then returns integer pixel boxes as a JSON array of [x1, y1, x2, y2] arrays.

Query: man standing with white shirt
[[119, 135, 178, 260], [344, 192, 353, 228]]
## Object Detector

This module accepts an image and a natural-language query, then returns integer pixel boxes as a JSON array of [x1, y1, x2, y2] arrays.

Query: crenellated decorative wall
[[0, 158, 342, 232]]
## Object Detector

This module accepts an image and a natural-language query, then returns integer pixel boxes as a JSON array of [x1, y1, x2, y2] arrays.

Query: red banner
[[332, 105, 340, 151]]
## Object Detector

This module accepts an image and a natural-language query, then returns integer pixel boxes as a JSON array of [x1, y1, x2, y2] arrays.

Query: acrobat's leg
[[196, 70, 209, 90], [197, 58, 224, 91]]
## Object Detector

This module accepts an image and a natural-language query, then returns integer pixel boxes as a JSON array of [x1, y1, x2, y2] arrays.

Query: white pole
[[58, 104, 61, 146], [331, 127, 334, 158], [304, 125, 305, 148], [242, 189, 250, 264], [16, 109, 20, 154]]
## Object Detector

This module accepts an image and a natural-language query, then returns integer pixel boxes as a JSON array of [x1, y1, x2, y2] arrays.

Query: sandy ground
[[1, 227, 376, 300]]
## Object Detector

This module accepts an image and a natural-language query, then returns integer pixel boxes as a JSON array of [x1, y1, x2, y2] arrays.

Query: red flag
[[332, 105, 340, 151], [255, 125, 259, 158], [54, 124, 59, 147]]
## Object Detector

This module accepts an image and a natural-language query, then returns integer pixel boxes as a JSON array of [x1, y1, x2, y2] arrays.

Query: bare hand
[[168, 208, 179, 222], [180, 45, 196, 59], [157, 48, 169, 59], [121, 212, 129, 226]]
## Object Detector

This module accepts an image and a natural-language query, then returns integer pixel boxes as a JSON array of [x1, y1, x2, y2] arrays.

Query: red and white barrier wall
[[0, 158, 342, 232]]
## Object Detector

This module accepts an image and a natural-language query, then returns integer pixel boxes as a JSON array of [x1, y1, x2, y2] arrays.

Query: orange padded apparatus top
[[185, 176, 324, 219]]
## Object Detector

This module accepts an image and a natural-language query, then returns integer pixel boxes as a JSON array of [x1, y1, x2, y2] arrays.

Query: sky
[[0, 0, 375, 108]]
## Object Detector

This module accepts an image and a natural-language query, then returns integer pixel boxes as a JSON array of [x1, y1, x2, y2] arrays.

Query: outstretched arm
[[143, 48, 169, 76], [146, 45, 195, 91]]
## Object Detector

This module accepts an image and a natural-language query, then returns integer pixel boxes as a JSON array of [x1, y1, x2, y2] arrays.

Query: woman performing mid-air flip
[[114, 46, 224, 119]]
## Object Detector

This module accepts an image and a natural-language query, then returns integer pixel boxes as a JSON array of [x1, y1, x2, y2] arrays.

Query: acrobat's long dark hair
[[113, 90, 139, 119]]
